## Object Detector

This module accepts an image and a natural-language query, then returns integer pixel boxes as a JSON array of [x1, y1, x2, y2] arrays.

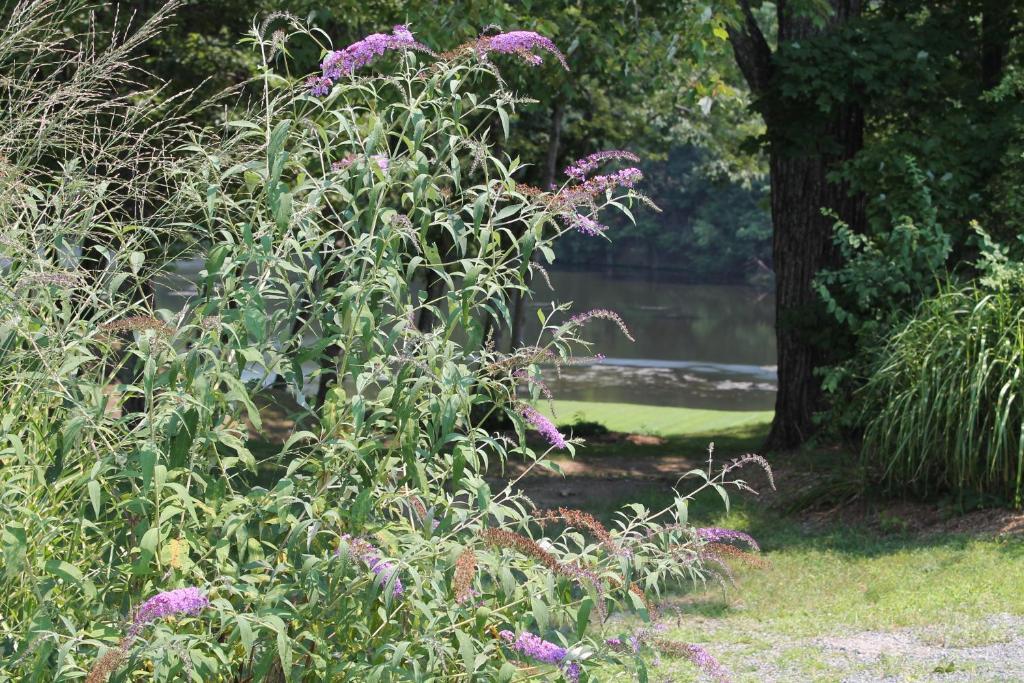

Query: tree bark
[[729, 0, 865, 450]]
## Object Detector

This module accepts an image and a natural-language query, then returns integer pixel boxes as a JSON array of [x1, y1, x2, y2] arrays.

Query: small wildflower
[[371, 153, 390, 172], [569, 308, 634, 342]]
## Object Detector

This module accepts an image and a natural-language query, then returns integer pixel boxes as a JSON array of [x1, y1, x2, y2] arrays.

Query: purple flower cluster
[[479, 31, 568, 69], [696, 527, 760, 551], [338, 535, 404, 597], [578, 167, 643, 195], [371, 154, 390, 172], [312, 25, 432, 94], [306, 75, 333, 96], [564, 150, 641, 182], [130, 587, 208, 635], [569, 308, 635, 342], [682, 643, 730, 682], [563, 213, 607, 237], [518, 404, 567, 449], [499, 630, 580, 682]]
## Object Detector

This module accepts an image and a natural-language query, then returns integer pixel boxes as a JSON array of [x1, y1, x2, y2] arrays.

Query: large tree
[[726, 0, 867, 449]]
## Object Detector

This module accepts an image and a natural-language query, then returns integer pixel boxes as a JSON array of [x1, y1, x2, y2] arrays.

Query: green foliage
[[0, 8, 765, 681], [555, 146, 772, 282], [859, 281, 1024, 507]]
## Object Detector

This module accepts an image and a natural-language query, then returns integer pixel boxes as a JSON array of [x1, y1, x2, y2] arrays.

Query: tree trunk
[[766, 105, 864, 448], [729, 0, 865, 450], [981, 0, 1014, 90]]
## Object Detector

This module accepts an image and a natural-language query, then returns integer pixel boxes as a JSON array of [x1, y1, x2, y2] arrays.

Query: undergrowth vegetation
[[861, 283, 1024, 507], [0, 4, 769, 681]]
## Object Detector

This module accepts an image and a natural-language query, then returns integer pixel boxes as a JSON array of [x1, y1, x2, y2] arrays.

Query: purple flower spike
[[565, 150, 641, 181], [518, 404, 567, 449], [479, 31, 569, 69], [499, 630, 580, 681], [320, 25, 432, 82], [564, 213, 607, 237], [684, 644, 730, 682], [131, 587, 208, 635], [578, 167, 643, 195], [696, 527, 760, 551], [570, 308, 635, 342]]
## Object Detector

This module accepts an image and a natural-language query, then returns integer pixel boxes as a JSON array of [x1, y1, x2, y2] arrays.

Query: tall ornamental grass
[[0, 6, 771, 681], [861, 284, 1024, 507]]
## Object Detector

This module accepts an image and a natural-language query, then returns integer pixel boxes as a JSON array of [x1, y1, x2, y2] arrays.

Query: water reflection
[[153, 262, 777, 410], [524, 269, 776, 410]]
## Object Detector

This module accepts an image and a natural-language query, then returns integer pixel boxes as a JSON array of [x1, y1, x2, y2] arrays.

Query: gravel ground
[[679, 613, 1024, 682]]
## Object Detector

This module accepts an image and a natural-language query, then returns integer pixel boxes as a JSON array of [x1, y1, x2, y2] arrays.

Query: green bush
[[0, 6, 768, 681], [860, 284, 1024, 507]]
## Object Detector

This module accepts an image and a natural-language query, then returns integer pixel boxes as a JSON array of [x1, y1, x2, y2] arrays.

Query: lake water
[[154, 262, 777, 411], [522, 269, 777, 411]]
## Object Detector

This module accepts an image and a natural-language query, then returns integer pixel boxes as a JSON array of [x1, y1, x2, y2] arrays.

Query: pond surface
[[523, 269, 777, 411], [154, 262, 776, 411]]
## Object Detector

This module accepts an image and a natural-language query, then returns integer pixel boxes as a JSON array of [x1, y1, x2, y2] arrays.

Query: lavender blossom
[[518, 404, 567, 449], [478, 31, 568, 69], [564, 150, 641, 181], [696, 527, 760, 551], [681, 643, 730, 682], [130, 587, 208, 635], [499, 630, 580, 682], [338, 535, 404, 597], [371, 154, 390, 172], [306, 75, 333, 96], [563, 213, 607, 237], [579, 167, 643, 194], [569, 308, 635, 342], [319, 25, 431, 84]]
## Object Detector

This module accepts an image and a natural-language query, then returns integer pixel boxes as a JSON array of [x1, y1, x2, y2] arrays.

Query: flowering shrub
[[0, 10, 770, 682]]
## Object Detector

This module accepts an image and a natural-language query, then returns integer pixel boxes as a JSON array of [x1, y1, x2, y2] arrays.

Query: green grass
[[543, 400, 773, 438], [541, 400, 1024, 681], [590, 485, 1024, 681]]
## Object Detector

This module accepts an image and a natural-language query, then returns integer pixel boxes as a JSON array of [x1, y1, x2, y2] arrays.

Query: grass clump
[[861, 284, 1024, 507]]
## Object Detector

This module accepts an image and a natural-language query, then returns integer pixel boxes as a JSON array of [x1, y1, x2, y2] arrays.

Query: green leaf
[[455, 629, 477, 675], [88, 480, 101, 517]]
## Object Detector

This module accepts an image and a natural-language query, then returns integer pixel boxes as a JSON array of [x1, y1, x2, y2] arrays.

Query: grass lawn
[[542, 400, 774, 438], [538, 400, 1024, 682]]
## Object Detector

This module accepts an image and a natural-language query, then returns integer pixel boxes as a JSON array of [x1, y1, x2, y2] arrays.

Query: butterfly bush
[[0, 14, 771, 683]]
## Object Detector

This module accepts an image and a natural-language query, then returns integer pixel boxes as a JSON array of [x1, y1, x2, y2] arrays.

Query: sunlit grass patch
[[542, 400, 773, 437]]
